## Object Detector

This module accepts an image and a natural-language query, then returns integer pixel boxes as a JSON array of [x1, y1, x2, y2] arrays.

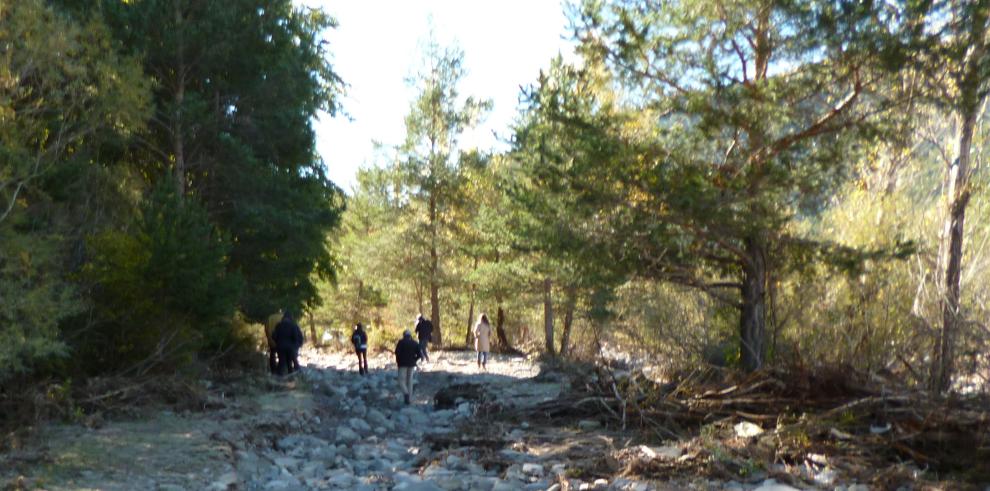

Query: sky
[[296, 0, 576, 192]]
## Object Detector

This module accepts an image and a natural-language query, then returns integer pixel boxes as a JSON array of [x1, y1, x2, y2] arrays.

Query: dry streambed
[[1, 350, 889, 490]]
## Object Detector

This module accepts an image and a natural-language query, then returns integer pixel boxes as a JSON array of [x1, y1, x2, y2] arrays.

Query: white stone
[[521, 463, 544, 476], [638, 444, 682, 460], [734, 421, 764, 438]]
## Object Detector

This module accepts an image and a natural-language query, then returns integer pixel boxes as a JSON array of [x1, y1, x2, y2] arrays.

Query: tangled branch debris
[[507, 363, 990, 486]]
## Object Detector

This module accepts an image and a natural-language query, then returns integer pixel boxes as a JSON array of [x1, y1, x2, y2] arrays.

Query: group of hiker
[[265, 310, 496, 405]]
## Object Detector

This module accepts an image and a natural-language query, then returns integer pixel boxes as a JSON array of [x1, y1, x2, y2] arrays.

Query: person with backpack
[[474, 313, 492, 370], [273, 311, 304, 375], [394, 330, 421, 404], [351, 323, 369, 375], [264, 310, 283, 374], [414, 314, 433, 362]]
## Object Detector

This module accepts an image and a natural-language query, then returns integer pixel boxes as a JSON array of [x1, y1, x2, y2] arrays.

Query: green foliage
[[95, 0, 346, 320], [0, 0, 150, 382], [79, 185, 242, 373]]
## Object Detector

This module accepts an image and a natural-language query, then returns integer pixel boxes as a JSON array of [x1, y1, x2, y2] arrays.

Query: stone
[[638, 444, 682, 460], [326, 469, 354, 488], [752, 479, 800, 491], [493, 480, 525, 491], [393, 482, 444, 491], [524, 481, 550, 490], [546, 485, 562, 491], [847, 485, 869, 491], [347, 418, 371, 433], [734, 421, 764, 438], [206, 471, 237, 491], [577, 420, 601, 431], [272, 457, 299, 470], [593, 478, 609, 489], [336, 425, 359, 443], [521, 463, 544, 476]]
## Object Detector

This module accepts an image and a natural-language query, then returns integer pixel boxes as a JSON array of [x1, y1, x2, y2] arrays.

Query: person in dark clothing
[[351, 323, 369, 375], [394, 330, 421, 404], [413, 314, 433, 362], [273, 311, 304, 375]]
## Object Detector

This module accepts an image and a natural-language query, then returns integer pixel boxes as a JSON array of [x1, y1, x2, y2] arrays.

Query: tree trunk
[[465, 256, 478, 346], [931, 106, 978, 393], [560, 285, 577, 357], [465, 295, 475, 347], [308, 311, 318, 348], [429, 194, 442, 346], [354, 279, 363, 324], [543, 277, 555, 356], [739, 236, 768, 371], [495, 304, 511, 351], [172, 0, 186, 196], [415, 280, 424, 316]]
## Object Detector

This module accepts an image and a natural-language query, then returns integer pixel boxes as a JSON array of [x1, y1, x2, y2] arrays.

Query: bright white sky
[[296, 0, 576, 192]]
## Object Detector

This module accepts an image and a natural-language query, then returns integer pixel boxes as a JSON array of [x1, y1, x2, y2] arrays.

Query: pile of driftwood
[[510, 363, 990, 482]]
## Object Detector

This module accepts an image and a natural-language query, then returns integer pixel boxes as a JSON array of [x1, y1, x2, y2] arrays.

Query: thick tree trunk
[[495, 304, 511, 351], [543, 277, 555, 356], [560, 285, 576, 357], [931, 108, 977, 393], [739, 237, 768, 371]]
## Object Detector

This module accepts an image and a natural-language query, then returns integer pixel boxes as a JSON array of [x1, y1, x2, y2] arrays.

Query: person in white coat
[[473, 313, 492, 370]]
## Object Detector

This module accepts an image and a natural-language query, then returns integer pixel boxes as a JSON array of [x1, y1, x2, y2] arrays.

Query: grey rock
[[493, 480, 526, 491], [577, 420, 601, 431], [336, 425, 359, 443]]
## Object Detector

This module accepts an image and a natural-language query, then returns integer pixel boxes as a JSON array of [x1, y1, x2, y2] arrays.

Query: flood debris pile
[[508, 362, 990, 488]]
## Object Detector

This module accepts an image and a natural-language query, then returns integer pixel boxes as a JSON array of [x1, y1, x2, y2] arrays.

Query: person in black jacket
[[273, 311, 304, 375], [413, 314, 433, 362], [394, 330, 421, 404], [351, 323, 369, 375]]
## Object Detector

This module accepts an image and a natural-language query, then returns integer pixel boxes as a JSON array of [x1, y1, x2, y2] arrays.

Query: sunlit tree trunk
[[429, 192, 442, 346], [932, 105, 978, 393]]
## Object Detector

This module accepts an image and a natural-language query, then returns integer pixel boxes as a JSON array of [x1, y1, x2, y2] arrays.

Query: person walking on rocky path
[[264, 310, 283, 374], [414, 314, 433, 362], [273, 311, 304, 375], [395, 330, 421, 404], [473, 313, 492, 370], [351, 323, 369, 375]]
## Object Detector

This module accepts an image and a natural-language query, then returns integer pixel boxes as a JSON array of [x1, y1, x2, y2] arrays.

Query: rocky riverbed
[[2, 349, 888, 490]]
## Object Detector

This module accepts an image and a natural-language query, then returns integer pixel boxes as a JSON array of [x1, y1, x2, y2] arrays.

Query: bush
[[74, 184, 242, 374]]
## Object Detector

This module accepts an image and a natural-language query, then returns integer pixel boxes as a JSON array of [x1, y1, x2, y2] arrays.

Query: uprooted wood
[[504, 362, 990, 485]]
